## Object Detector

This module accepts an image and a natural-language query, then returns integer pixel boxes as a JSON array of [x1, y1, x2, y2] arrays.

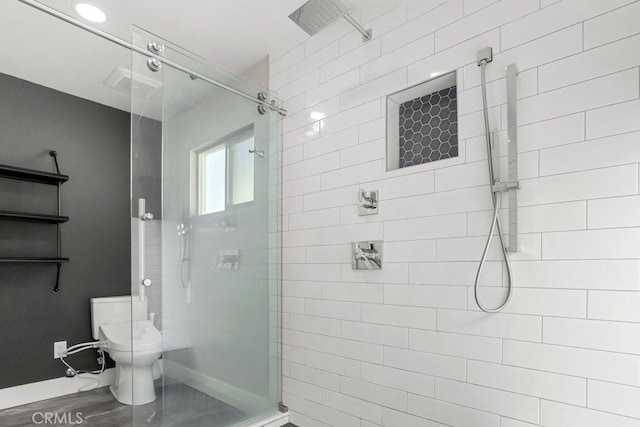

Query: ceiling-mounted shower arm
[[289, 0, 372, 43], [343, 13, 372, 42]]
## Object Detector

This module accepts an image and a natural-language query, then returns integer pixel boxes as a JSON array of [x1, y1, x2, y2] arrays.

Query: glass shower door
[[130, 27, 282, 426]]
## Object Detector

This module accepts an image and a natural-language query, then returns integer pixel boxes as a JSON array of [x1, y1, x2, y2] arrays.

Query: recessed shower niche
[[386, 71, 458, 171]]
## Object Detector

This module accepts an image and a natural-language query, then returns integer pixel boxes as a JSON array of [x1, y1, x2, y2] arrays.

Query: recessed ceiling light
[[75, 3, 106, 23]]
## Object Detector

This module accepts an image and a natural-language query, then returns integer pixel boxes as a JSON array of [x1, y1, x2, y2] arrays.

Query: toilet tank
[[90, 296, 148, 340]]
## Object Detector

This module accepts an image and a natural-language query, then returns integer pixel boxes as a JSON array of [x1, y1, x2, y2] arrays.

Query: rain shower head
[[289, 0, 372, 42], [288, 0, 347, 36]]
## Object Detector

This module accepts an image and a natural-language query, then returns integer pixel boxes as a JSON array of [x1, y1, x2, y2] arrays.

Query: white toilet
[[90, 296, 162, 406]]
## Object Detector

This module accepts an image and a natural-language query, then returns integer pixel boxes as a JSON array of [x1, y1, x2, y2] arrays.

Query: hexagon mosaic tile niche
[[398, 85, 458, 168]]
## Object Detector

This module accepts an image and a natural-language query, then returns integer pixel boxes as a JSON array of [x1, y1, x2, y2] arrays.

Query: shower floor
[[0, 380, 245, 426]]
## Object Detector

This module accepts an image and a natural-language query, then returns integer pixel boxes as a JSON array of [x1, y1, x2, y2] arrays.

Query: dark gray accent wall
[[0, 72, 131, 388], [132, 118, 162, 219]]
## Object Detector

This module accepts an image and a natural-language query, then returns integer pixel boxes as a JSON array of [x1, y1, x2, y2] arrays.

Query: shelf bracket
[[53, 262, 61, 293], [0, 152, 68, 293], [49, 150, 61, 175]]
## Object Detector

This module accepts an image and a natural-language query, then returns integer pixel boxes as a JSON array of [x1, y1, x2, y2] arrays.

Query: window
[[197, 128, 255, 215], [229, 136, 254, 205]]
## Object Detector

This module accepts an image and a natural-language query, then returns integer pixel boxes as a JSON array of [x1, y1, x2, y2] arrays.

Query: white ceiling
[[0, 0, 403, 113]]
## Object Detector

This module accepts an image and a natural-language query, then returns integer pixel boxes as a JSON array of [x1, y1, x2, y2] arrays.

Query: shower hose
[[474, 60, 514, 313]]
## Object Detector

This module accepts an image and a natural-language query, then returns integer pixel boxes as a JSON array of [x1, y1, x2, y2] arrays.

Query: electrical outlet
[[53, 341, 67, 359]]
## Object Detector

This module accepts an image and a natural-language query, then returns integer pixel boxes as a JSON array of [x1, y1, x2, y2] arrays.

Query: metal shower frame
[[16, 0, 288, 117]]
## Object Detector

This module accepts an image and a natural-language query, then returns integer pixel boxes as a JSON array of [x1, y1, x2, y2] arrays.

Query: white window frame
[[195, 126, 255, 216]]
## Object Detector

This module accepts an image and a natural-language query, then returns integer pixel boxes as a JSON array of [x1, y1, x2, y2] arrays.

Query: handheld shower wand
[[474, 47, 516, 313]]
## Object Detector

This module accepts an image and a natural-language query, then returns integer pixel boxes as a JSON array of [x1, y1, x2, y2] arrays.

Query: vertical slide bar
[[506, 64, 519, 253], [57, 183, 61, 258], [138, 198, 146, 301]]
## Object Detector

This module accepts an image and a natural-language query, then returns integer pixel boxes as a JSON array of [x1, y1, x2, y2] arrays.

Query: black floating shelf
[[0, 163, 69, 185], [0, 210, 69, 224], [0, 257, 70, 263]]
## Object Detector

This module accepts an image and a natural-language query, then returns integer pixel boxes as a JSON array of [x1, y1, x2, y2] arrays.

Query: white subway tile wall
[[130, 219, 163, 328], [272, 0, 640, 425]]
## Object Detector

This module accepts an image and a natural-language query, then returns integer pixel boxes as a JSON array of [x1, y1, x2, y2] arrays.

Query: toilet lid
[[100, 320, 162, 352]]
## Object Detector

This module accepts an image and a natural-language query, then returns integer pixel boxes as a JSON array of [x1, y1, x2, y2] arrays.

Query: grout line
[[585, 379, 589, 411]]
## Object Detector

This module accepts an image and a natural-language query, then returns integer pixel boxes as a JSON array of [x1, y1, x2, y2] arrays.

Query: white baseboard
[[242, 412, 289, 427], [0, 368, 115, 411]]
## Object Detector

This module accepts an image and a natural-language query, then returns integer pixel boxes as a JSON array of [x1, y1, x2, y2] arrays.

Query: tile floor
[[0, 381, 244, 426]]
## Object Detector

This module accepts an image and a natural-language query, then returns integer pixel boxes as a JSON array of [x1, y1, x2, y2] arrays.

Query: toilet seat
[[100, 320, 162, 352]]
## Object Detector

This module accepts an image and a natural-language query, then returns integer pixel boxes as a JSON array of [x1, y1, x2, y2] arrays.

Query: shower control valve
[[358, 190, 379, 216], [352, 241, 383, 270]]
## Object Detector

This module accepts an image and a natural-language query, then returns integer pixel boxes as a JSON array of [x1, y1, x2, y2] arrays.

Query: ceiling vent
[[103, 67, 161, 98]]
